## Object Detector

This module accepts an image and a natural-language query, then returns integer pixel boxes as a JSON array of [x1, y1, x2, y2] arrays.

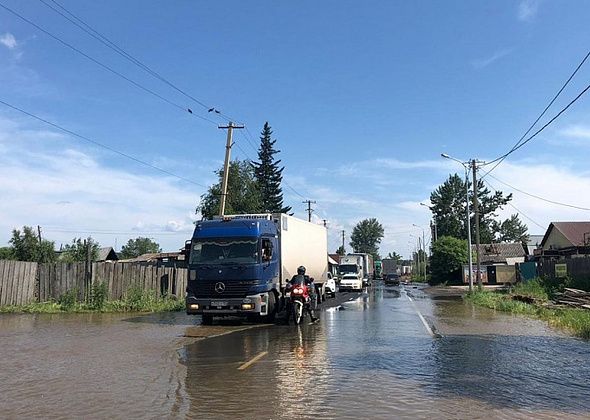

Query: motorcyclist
[[286, 265, 318, 324]]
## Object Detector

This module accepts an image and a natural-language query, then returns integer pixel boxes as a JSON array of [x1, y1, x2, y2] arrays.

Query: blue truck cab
[[185, 215, 281, 324]]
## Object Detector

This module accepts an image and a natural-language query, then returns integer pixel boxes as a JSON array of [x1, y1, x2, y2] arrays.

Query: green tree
[[61, 237, 99, 263], [119, 237, 161, 259], [386, 251, 403, 264], [252, 122, 291, 213], [336, 245, 346, 255], [429, 174, 527, 243], [430, 236, 468, 285], [498, 214, 529, 244], [197, 159, 262, 219], [349, 218, 384, 259], [9, 226, 56, 262], [0, 247, 13, 260]]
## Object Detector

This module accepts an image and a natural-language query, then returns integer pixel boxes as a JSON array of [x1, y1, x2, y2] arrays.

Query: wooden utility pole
[[218, 122, 244, 216], [472, 159, 482, 289], [341, 230, 345, 252], [302, 200, 316, 222]]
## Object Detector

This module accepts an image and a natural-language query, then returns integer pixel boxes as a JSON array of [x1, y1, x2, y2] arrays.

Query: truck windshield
[[190, 238, 258, 264], [339, 264, 358, 274]]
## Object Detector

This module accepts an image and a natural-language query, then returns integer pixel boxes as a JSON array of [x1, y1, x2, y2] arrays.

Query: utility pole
[[341, 230, 345, 252], [302, 200, 316, 222], [322, 219, 327, 227], [37, 225, 43, 263], [218, 122, 244, 216], [472, 159, 482, 289]]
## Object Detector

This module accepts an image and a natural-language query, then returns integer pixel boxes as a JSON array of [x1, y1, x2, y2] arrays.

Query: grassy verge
[[0, 285, 184, 314], [465, 279, 590, 339]]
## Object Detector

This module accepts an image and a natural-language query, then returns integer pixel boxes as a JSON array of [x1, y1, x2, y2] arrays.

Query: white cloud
[[0, 33, 17, 50], [0, 116, 208, 251], [471, 49, 513, 69], [518, 0, 539, 22], [558, 124, 590, 140]]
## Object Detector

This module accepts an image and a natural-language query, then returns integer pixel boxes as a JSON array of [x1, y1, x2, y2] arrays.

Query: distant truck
[[338, 255, 363, 279], [381, 258, 399, 276], [374, 260, 382, 279], [349, 253, 374, 285], [185, 214, 328, 324]]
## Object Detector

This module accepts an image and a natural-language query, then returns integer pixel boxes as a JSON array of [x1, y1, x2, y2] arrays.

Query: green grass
[[466, 288, 590, 339], [0, 287, 184, 314]]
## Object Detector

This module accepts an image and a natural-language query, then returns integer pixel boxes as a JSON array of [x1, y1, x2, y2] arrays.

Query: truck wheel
[[201, 314, 213, 325], [261, 292, 277, 323]]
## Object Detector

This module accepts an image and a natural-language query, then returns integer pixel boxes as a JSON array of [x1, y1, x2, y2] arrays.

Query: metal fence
[[0, 260, 187, 306], [537, 257, 590, 281]]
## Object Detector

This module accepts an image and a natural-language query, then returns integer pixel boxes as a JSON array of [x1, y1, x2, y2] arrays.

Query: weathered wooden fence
[[0, 260, 38, 306], [538, 257, 590, 281], [0, 260, 187, 306]]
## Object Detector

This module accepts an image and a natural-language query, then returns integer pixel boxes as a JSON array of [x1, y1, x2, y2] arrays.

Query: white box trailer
[[350, 253, 374, 282], [276, 213, 328, 290]]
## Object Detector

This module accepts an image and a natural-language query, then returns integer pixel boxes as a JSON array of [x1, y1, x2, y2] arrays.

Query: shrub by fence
[[0, 260, 187, 306]]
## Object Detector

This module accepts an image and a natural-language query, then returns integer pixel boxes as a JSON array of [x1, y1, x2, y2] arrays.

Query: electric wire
[[483, 179, 546, 230], [484, 81, 590, 166], [0, 1, 218, 125], [481, 48, 590, 177], [39, 0, 226, 121], [0, 98, 211, 189], [44, 228, 192, 235], [487, 173, 590, 211]]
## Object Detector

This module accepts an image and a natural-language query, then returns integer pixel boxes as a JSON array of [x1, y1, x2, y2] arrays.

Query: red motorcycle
[[285, 276, 313, 325]]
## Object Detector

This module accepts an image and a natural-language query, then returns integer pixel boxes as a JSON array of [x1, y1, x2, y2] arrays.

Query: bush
[[58, 288, 78, 310], [90, 282, 108, 310]]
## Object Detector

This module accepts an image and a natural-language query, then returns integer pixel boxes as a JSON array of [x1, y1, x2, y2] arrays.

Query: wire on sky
[[482, 48, 590, 178], [0, 98, 211, 189]]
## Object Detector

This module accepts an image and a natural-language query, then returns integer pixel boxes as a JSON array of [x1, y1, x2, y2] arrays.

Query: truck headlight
[[189, 303, 199, 310], [241, 303, 254, 310]]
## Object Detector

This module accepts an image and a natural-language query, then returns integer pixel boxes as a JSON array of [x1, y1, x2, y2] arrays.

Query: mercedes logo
[[214, 282, 226, 293]]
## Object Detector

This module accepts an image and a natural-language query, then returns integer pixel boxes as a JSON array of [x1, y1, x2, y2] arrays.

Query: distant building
[[118, 251, 184, 265], [525, 235, 544, 257], [97, 247, 118, 262], [472, 243, 526, 265]]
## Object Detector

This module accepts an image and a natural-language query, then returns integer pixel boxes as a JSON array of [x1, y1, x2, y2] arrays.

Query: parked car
[[384, 273, 400, 286], [325, 273, 337, 298]]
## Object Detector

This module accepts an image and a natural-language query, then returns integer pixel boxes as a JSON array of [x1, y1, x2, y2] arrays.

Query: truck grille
[[195, 281, 252, 298]]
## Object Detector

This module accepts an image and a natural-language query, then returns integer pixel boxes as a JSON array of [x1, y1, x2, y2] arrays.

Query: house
[[472, 243, 526, 265], [118, 251, 185, 266], [536, 221, 590, 260], [327, 254, 340, 277], [97, 247, 118, 262]]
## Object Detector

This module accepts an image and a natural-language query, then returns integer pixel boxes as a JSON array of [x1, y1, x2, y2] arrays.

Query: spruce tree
[[252, 122, 291, 213]]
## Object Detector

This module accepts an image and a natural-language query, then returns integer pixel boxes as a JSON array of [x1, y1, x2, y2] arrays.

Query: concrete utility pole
[[465, 162, 474, 292], [472, 159, 482, 289], [302, 200, 316, 222], [341, 230, 345, 252], [218, 122, 244, 216]]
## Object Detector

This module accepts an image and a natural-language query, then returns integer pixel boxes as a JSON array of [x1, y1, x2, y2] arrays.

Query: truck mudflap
[[186, 292, 271, 316]]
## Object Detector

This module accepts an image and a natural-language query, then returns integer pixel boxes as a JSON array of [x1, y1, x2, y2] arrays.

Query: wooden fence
[[0, 260, 187, 306], [538, 257, 590, 281], [0, 260, 38, 306]]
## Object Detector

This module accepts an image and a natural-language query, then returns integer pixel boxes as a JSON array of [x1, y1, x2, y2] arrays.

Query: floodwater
[[1, 285, 589, 419]]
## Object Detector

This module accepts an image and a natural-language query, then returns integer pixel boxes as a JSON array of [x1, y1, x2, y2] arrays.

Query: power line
[[44, 228, 192, 235], [38, 0, 226, 120], [487, 173, 590, 211], [483, 179, 545, 230], [0, 1, 218, 125], [0, 98, 211, 189], [481, 48, 590, 177]]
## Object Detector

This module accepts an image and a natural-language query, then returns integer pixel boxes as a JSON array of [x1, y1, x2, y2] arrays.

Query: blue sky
[[1, 0, 590, 257]]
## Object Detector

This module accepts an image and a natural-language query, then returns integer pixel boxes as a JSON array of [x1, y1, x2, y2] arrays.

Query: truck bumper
[[186, 292, 271, 317]]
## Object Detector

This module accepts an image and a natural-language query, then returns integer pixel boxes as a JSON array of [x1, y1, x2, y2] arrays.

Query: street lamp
[[420, 203, 438, 243], [441, 153, 474, 292], [413, 224, 426, 282]]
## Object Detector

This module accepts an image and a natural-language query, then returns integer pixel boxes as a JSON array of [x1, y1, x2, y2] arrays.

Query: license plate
[[211, 301, 228, 307]]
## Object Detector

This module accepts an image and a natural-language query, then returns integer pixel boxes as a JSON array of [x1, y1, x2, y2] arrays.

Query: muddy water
[[1, 285, 589, 419]]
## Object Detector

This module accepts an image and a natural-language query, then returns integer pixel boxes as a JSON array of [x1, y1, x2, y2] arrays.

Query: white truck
[[338, 255, 364, 291], [349, 253, 374, 285], [185, 213, 329, 323]]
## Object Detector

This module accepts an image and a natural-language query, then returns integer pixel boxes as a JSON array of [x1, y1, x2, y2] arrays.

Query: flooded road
[[1, 284, 589, 419]]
